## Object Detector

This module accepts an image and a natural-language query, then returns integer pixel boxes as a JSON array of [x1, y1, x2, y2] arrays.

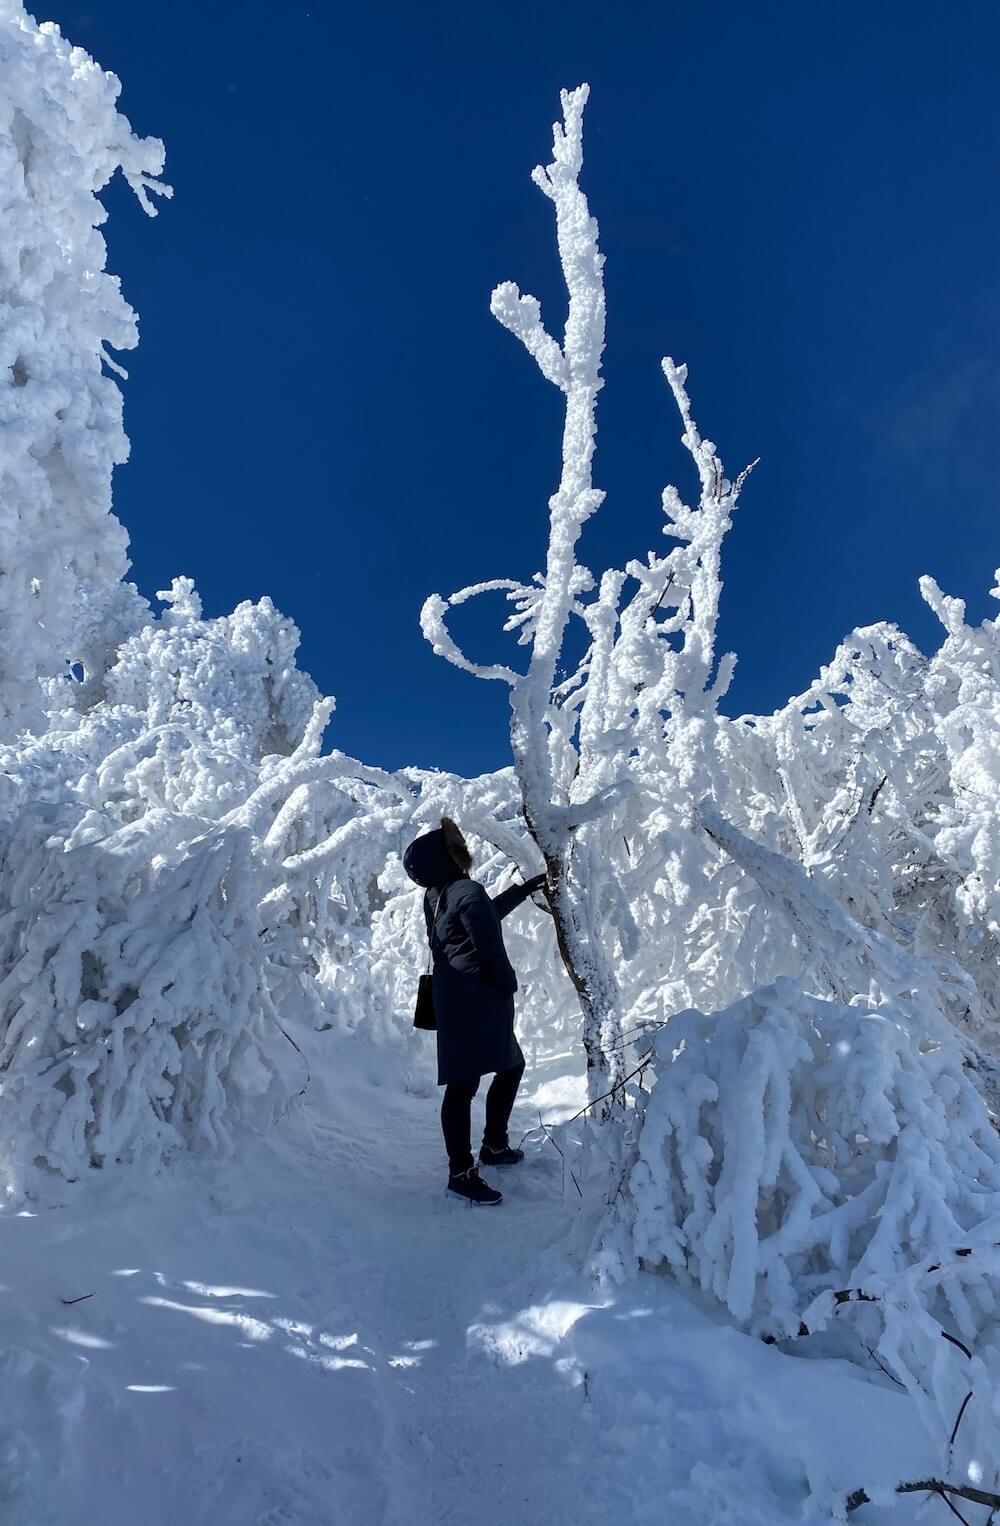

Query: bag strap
[[425, 889, 445, 974]]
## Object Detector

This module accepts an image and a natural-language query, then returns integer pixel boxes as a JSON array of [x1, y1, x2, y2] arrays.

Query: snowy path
[[0, 1054, 936, 1526]]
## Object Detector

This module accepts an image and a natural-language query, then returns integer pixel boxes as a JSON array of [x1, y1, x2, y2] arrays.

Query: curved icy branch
[[419, 587, 521, 684]]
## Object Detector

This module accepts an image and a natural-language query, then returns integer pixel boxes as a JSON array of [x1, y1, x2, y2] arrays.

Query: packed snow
[[0, 1026, 942, 1525]]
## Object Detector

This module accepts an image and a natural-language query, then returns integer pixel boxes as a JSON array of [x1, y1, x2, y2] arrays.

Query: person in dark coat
[[403, 817, 546, 1206]]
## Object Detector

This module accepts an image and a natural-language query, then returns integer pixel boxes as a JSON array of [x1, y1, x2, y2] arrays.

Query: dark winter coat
[[403, 823, 537, 1086]]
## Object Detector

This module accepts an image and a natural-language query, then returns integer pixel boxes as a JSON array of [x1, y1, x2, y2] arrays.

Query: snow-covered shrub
[[706, 580, 1000, 1044], [603, 811, 1000, 1478], [0, 801, 290, 1190], [613, 977, 1000, 1330], [609, 975, 1000, 1480], [0, 585, 431, 1199], [0, 1, 168, 736]]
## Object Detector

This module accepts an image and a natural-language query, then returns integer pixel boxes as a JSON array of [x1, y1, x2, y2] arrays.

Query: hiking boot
[[447, 1166, 503, 1205], [479, 1143, 524, 1167]]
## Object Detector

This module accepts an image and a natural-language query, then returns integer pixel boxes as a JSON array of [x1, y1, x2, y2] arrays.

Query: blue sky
[[55, 1, 1000, 776]]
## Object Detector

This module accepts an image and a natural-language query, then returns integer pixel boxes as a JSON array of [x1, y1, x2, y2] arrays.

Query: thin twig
[[269, 1008, 311, 1115], [557, 1052, 655, 1127], [949, 1391, 973, 1449], [60, 1292, 95, 1306], [615, 1014, 671, 1045], [863, 1343, 905, 1388], [938, 1490, 974, 1526], [537, 1110, 582, 1198], [734, 457, 760, 494], [646, 570, 676, 624]]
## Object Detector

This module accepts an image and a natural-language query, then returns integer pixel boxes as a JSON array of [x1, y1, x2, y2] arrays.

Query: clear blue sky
[[54, 1, 1000, 776]]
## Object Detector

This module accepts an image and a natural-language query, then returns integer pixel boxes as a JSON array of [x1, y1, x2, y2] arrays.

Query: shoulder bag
[[414, 889, 444, 1030]]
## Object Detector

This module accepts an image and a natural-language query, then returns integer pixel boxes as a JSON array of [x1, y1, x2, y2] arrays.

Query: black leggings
[[440, 1062, 525, 1175]]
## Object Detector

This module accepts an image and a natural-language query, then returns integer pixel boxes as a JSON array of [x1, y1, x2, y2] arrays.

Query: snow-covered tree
[[421, 86, 753, 1112], [0, 0, 169, 737]]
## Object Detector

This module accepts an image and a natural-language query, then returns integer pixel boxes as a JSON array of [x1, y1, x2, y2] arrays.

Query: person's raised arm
[[491, 873, 546, 921]]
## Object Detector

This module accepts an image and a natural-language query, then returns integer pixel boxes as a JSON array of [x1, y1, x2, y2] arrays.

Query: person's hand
[[523, 871, 547, 896]]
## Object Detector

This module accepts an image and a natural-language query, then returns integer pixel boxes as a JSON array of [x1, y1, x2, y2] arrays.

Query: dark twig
[[537, 1110, 582, 1198], [270, 1009, 311, 1115], [941, 1329, 974, 1362], [847, 1481, 1000, 1516], [949, 1391, 973, 1449], [646, 571, 676, 624], [559, 1051, 655, 1126], [938, 1490, 974, 1526], [604, 1015, 669, 1052], [867, 774, 888, 816], [863, 1343, 905, 1388], [60, 1292, 95, 1306]]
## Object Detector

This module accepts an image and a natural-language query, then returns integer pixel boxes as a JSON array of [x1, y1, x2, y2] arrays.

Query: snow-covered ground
[[0, 1023, 937, 1526]]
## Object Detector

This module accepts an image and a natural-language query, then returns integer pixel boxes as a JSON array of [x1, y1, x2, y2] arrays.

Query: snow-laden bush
[[609, 979, 1000, 1482], [613, 979, 1000, 1330], [0, 0, 168, 736], [704, 577, 1000, 1046], [603, 813, 1000, 1480], [0, 584, 431, 1199]]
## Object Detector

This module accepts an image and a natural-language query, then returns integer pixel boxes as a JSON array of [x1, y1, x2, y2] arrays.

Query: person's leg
[[482, 1061, 525, 1151], [440, 1077, 480, 1175]]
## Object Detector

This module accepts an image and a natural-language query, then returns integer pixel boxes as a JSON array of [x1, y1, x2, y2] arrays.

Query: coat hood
[[403, 817, 472, 889]]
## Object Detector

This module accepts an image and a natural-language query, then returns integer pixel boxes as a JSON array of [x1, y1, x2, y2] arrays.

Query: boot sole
[[477, 1157, 523, 1168], [446, 1188, 503, 1205]]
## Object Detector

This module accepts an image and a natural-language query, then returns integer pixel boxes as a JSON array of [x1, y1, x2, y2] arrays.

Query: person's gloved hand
[[523, 871, 547, 895]]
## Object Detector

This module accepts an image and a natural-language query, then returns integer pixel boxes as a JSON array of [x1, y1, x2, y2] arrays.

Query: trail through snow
[[0, 1035, 938, 1525]]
